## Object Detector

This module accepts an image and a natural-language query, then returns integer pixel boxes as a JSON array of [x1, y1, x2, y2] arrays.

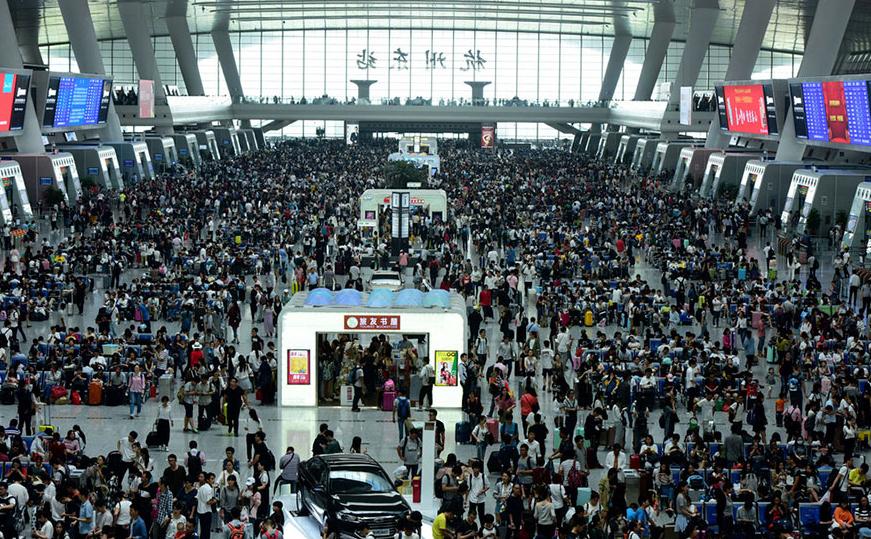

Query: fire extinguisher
[[412, 476, 421, 503]]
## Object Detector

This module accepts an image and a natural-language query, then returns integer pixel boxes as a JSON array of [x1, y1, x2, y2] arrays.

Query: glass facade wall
[[39, 28, 804, 140]]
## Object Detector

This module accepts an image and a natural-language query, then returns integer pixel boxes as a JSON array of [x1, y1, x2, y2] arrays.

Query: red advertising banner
[[823, 80, 850, 144], [286, 349, 310, 385], [344, 314, 401, 331], [723, 85, 768, 135], [138, 79, 155, 119], [481, 126, 495, 148]]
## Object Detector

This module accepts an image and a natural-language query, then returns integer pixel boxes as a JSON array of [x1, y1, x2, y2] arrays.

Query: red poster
[[723, 85, 768, 135], [823, 81, 849, 144], [481, 126, 495, 148], [344, 314, 401, 331], [138, 79, 155, 119], [0, 73, 17, 132]]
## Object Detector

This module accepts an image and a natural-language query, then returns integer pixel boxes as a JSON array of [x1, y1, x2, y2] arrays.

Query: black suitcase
[[198, 416, 212, 431], [105, 386, 124, 406], [146, 430, 162, 449], [487, 452, 502, 474], [0, 385, 16, 405]]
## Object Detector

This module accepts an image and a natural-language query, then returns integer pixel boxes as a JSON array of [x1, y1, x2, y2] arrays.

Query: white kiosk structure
[[142, 137, 178, 172], [652, 141, 698, 176], [358, 188, 449, 237], [278, 289, 466, 409], [780, 168, 871, 236], [60, 146, 123, 190], [631, 138, 660, 171], [699, 151, 762, 198], [193, 130, 221, 161], [615, 135, 642, 165], [841, 182, 871, 259], [11, 153, 82, 206], [671, 147, 720, 192], [104, 141, 153, 182], [596, 132, 622, 160], [736, 161, 806, 213], [171, 134, 201, 169], [213, 127, 242, 157], [0, 161, 33, 224]]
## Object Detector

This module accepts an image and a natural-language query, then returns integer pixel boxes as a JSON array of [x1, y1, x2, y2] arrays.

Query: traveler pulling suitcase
[[88, 380, 103, 405]]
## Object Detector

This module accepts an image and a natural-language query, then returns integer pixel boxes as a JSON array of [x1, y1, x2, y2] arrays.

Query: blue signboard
[[154, 153, 163, 161], [123, 159, 134, 167], [39, 177, 52, 186], [87, 167, 99, 175], [179, 148, 188, 156]]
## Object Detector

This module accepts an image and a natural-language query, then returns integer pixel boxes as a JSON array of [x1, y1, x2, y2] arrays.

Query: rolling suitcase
[[630, 454, 641, 470], [455, 421, 471, 444], [198, 416, 212, 431], [382, 391, 396, 411], [146, 428, 162, 449], [486, 418, 499, 443], [576, 487, 592, 506], [88, 380, 103, 405], [158, 374, 173, 401]]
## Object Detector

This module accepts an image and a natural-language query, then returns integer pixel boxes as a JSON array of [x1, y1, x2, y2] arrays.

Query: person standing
[[222, 377, 248, 437], [417, 361, 434, 411], [118, 431, 139, 483], [196, 473, 217, 539], [397, 429, 422, 478], [351, 361, 364, 412], [467, 461, 489, 528], [393, 389, 412, 441]]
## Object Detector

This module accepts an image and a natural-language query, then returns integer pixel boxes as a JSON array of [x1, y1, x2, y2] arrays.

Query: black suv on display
[[298, 453, 410, 538]]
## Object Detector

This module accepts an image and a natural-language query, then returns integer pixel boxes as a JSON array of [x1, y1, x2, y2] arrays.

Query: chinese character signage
[[138, 79, 154, 119], [481, 126, 495, 149], [355, 48, 485, 71], [287, 349, 310, 385], [344, 314, 401, 331], [434, 350, 458, 387]]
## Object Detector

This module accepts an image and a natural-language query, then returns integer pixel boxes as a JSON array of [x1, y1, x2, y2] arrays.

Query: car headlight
[[336, 511, 361, 524]]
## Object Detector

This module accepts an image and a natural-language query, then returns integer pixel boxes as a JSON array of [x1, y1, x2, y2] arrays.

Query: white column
[[59, 0, 123, 141], [633, 2, 676, 101], [775, 0, 857, 162], [420, 421, 436, 514], [167, 15, 206, 96], [705, 0, 776, 148], [117, 1, 167, 102], [666, 0, 720, 108], [0, 0, 44, 153]]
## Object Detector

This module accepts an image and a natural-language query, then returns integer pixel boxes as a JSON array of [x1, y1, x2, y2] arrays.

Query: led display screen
[[715, 83, 779, 135], [791, 79, 871, 146], [42, 75, 112, 129]]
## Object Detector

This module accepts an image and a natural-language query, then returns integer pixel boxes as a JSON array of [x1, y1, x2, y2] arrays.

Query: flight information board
[[0, 71, 31, 134], [42, 75, 112, 129], [791, 78, 871, 146]]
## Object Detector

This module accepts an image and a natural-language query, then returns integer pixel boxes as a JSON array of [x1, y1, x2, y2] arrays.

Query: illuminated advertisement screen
[[791, 78, 871, 146], [0, 71, 30, 134], [716, 83, 778, 135]]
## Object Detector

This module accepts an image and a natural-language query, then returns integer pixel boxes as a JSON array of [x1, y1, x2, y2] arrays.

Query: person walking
[[195, 473, 217, 539], [222, 377, 248, 437], [351, 361, 364, 412], [127, 364, 146, 419], [156, 396, 173, 450]]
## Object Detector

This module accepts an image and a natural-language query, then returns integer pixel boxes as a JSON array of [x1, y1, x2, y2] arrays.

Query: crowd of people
[[0, 137, 868, 539]]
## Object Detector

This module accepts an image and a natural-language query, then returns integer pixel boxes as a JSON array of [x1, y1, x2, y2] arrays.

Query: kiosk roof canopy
[[296, 288, 462, 312]]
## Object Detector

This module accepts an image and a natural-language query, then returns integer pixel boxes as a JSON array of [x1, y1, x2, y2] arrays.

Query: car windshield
[[329, 469, 394, 494]]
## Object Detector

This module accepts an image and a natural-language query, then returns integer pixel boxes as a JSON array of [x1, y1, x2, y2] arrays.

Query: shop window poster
[[434, 350, 458, 386], [287, 349, 310, 385]]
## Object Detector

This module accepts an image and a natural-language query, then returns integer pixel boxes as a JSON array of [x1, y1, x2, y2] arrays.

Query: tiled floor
[[0, 219, 857, 525]]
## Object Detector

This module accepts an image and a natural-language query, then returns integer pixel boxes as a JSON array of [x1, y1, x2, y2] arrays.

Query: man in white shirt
[[524, 432, 541, 465], [466, 461, 489, 528], [604, 444, 627, 477], [196, 473, 217, 539], [117, 431, 138, 483]]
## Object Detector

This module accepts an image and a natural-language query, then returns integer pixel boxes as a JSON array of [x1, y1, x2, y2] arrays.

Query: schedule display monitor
[[790, 77, 871, 147], [40, 73, 112, 131], [0, 69, 31, 135], [714, 82, 780, 137]]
